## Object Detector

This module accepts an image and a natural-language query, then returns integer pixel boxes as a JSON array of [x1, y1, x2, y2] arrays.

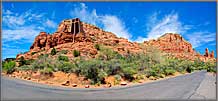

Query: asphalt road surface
[[1, 70, 216, 100]]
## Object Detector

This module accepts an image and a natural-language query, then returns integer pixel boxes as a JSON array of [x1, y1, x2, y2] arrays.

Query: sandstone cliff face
[[144, 33, 193, 53], [143, 33, 215, 62], [16, 18, 215, 62], [16, 18, 141, 60]]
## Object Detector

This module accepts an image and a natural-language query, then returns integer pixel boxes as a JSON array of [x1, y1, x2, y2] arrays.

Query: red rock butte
[[16, 18, 215, 62]]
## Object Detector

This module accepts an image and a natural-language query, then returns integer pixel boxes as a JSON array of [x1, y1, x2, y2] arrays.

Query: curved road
[[1, 70, 216, 100]]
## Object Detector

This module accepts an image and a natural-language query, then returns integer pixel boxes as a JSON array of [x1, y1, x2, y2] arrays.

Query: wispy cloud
[[186, 31, 216, 48], [135, 11, 215, 49], [45, 19, 57, 28], [70, 3, 132, 39], [101, 15, 131, 39], [136, 12, 190, 42], [2, 8, 57, 58], [70, 3, 99, 25]]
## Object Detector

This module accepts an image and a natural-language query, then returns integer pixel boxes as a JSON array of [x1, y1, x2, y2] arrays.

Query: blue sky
[[2, 2, 216, 59]]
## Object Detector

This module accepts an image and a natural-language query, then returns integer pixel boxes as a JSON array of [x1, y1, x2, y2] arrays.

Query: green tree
[[3, 61, 16, 74], [51, 48, 57, 55]]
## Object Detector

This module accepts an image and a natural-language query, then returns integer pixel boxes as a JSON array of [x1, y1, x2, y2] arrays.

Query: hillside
[[16, 18, 215, 62]]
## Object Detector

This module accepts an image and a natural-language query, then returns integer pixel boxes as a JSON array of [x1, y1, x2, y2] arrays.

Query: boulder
[[61, 80, 70, 86], [120, 81, 127, 86], [72, 83, 77, 87], [85, 85, 90, 88]]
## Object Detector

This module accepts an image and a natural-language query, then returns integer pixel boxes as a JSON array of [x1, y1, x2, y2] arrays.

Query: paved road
[[1, 70, 216, 100]]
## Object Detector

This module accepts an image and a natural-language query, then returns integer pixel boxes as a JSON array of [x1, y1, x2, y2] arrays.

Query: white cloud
[[135, 11, 215, 49], [146, 12, 188, 41], [101, 15, 131, 39], [186, 31, 216, 48], [2, 27, 39, 42], [2, 9, 45, 28], [2, 8, 51, 59], [135, 12, 187, 42], [45, 19, 57, 28], [2, 9, 55, 42], [70, 3, 99, 25], [70, 3, 132, 40]]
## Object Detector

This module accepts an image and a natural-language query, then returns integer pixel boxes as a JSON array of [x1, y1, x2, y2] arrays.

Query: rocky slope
[[143, 33, 215, 62], [16, 18, 215, 62]]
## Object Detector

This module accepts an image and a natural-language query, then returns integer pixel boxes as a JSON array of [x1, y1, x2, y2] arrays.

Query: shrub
[[58, 62, 75, 73], [98, 47, 121, 60], [145, 45, 163, 65], [73, 50, 80, 57], [25, 59, 35, 65], [76, 59, 108, 84], [145, 69, 158, 78], [186, 66, 195, 73], [58, 55, 69, 62], [135, 74, 145, 80], [18, 56, 25, 66], [105, 59, 122, 75], [51, 48, 57, 55], [164, 68, 176, 76], [94, 44, 100, 50], [97, 70, 108, 84], [3, 61, 16, 74], [60, 50, 68, 54], [114, 74, 122, 81], [40, 67, 53, 76], [31, 52, 37, 55], [17, 56, 34, 67], [121, 66, 137, 81], [114, 74, 122, 85], [31, 56, 53, 70], [19, 65, 33, 71], [205, 62, 216, 73]]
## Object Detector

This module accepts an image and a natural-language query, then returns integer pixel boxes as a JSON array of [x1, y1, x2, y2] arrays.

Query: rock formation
[[210, 50, 214, 58], [204, 48, 209, 57], [143, 33, 215, 62], [16, 18, 141, 60], [16, 18, 215, 62]]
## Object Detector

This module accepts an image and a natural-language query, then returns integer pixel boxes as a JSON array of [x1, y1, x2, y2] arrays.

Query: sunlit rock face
[[16, 18, 215, 62]]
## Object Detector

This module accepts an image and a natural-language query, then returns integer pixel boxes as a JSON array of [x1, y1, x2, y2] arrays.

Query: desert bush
[[73, 50, 80, 57], [57, 62, 76, 73], [31, 56, 53, 70], [98, 46, 121, 60], [97, 70, 108, 84], [18, 65, 33, 71], [205, 62, 216, 73], [51, 48, 57, 55], [104, 59, 122, 75], [114, 74, 122, 85], [40, 67, 54, 76], [145, 69, 158, 78], [58, 55, 69, 62], [76, 59, 107, 84], [60, 50, 68, 54], [135, 74, 145, 80], [38, 54, 49, 59], [18, 56, 25, 66], [164, 68, 176, 76], [94, 44, 100, 50], [31, 52, 37, 55], [3, 61, 16, 74], [18, 56, 35, 66], [121, 65, 137, 81], [145, 45, 163, 65]]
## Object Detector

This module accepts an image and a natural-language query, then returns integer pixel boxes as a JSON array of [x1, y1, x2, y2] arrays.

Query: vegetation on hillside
[[2, 45, 216, 85]]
